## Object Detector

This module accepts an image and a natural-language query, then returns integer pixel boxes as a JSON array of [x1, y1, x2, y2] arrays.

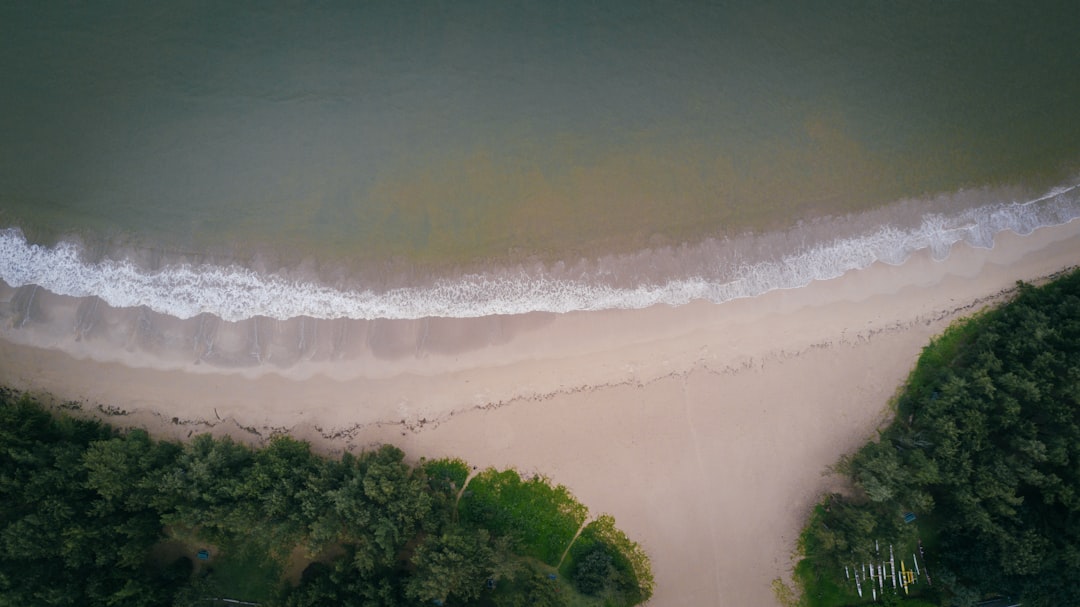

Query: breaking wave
[[2, 185, 1078, 322]]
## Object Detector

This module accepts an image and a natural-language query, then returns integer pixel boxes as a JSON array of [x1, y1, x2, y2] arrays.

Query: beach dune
[[2, 219, 1078, 606]]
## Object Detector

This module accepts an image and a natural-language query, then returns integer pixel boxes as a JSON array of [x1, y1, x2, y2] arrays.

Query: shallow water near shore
[[2, 182, 1080, 324]]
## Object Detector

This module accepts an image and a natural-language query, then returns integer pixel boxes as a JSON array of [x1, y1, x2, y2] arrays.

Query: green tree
[[0, 393, 652, 607], [573, 547, 615, 595], [406, 526, 496, 605], [492, 568, 568, 607], [795, 270, 1080, 606]]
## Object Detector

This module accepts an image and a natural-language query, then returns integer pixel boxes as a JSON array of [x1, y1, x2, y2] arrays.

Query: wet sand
[[2, 219, 1078, 606]]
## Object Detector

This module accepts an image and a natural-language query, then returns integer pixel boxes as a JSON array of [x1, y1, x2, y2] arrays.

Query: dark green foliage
[[796, 269, 1080, 606], [207, 541, 284, 603], [484, 564, 569, 607], [0, 397, 176, 606], [0, 393, 652, 606], [405, 526, 497, 604], [158, 433, 256, 541], [561, 514, 654, 605], [573, 547, 615, 595], [279, 552, 406, 607]]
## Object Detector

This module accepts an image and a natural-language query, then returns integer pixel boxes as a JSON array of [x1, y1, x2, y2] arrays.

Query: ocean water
[[3, 2, 1080, 333]]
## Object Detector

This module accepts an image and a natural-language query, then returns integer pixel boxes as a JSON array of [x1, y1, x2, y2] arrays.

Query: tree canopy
[[0, 392, 652, 607], [796, 269, 1080, 607]]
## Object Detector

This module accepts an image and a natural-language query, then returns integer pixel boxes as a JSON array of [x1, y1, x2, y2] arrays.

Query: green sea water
[[4, 3, 1075, 261], [2, 1, 1079, 274]]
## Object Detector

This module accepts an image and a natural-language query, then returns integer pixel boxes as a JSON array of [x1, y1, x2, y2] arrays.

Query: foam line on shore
[[2, 185, 1077, 321]]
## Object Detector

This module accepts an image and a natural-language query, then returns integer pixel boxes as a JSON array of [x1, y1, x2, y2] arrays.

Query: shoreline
[[2, 180, 1078, 323], [2, 219, 1079, 605]]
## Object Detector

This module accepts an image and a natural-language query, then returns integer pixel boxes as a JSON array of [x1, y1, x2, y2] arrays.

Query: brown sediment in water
[[1, 219, 1079, 606]]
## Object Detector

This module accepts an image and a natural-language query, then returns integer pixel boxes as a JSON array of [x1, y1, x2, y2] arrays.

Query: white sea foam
[[2, 186, 1078, 321]]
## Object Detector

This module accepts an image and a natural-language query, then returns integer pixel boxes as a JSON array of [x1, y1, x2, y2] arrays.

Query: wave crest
[[2, 186, 1077, 321]]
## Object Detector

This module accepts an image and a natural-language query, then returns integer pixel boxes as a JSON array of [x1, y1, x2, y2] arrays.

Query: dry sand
[[2, 219, 1078, 606]]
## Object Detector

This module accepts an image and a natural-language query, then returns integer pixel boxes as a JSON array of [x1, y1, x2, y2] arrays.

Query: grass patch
[[151, 526, 218, 574], [159, 526, 284, 603], [460, 468, 588, 566], [205, 540, 284, 603], [794, 557, 860, 607]]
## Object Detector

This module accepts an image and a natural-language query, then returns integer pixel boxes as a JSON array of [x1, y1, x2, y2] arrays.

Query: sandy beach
[[2, 219, 1078, 606]]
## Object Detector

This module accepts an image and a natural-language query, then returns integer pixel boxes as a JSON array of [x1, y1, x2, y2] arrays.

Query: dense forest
[[795, 268, 1080, 607], [0, 394, 652, 607]]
